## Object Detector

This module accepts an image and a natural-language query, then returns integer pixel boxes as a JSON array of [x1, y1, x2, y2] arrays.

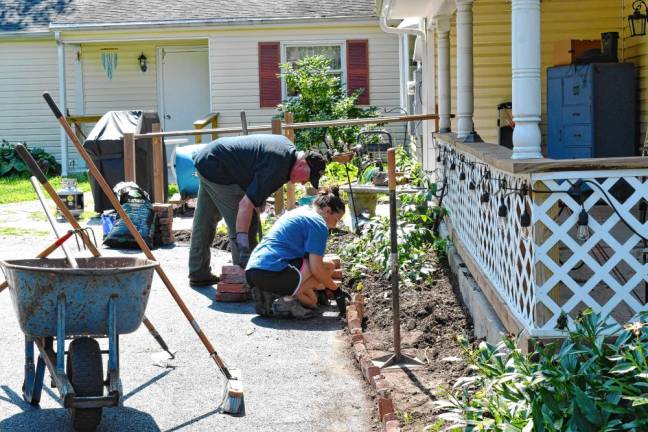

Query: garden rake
[[13, 143, 177, 363], [42, 93, 243, 414]]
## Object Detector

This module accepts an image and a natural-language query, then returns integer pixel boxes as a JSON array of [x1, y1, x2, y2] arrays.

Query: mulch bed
[[329, 230, 475, 431]]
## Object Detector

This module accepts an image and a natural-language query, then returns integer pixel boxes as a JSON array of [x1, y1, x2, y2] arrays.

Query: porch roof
[[1, 0, 377, 33]]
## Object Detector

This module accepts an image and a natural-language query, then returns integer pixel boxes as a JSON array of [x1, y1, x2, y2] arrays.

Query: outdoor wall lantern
[[629, 0, 648, 37], [138, 53, 148, 73]]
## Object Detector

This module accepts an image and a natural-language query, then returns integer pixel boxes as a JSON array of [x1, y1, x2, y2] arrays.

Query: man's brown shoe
[[189, 274, 220, 286]]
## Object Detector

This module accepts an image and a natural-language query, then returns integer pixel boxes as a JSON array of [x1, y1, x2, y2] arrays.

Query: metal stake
[[372, 148, 424, 370]]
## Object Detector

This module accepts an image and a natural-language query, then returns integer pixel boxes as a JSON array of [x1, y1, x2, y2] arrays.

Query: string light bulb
[[459, 171, 466, 181], [480, 190, 490, 204], [498, 197, 508, 227]]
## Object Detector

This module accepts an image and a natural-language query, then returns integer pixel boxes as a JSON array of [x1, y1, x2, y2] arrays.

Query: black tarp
[[83, 111, 168, 212]]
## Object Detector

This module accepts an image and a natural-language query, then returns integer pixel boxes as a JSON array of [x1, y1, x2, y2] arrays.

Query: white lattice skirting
[[437, 140, 648, 338]]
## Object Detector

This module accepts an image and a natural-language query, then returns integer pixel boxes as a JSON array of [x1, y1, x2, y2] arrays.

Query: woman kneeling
[[245, 187, 345, 318]]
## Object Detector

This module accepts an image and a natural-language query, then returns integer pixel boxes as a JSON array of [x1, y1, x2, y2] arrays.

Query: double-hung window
[[280, 42, 346, 98]]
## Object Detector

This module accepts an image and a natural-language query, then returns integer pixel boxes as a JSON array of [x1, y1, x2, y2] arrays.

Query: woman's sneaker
[[271, 297, 316, 319], [251, 287, 277, 317]]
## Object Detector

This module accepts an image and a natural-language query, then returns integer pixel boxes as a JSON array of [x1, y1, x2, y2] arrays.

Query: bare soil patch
[[329, 231, 474, 431], [174, 229, 231, 250]]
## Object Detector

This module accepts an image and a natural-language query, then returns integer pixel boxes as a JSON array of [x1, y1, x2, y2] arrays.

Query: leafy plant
[[277, 55, 378, 152], [341, 190, 446, 287], [0, 140, 60, 178], [436, 309, 648, 431]]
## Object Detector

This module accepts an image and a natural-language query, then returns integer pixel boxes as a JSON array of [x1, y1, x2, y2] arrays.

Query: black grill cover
[[83, 111, 168, 212]]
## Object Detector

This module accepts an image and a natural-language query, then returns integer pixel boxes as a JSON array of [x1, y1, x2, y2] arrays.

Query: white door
[[158, 47, 210, 132]]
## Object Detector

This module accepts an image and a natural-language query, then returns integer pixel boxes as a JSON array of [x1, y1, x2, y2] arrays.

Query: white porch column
[[455, 0, 481, 142], [55, 32, 69, 176], [511, 0, 543, 159], [423, 19, 437, 170], [435, 15, 451, 133]]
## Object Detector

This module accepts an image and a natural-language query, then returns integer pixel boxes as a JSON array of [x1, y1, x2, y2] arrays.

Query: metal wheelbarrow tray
[[0, 256, 157, 432]]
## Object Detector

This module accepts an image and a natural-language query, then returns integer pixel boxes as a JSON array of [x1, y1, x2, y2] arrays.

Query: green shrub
[[341, 188, 445, 287], [437, 309, 648, 431], [0, 140, 60, 178], [278, 55, 378, 152]]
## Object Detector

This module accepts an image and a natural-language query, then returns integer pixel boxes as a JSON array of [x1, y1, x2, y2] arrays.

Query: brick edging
[[347, 294, 402, 432]]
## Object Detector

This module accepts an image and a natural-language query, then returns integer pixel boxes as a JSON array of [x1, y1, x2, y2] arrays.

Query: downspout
[[55, 31, 68, 176], [379, 0, 426, 113]]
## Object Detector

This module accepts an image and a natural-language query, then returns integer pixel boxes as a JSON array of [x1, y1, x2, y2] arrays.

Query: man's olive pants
[[188, 174, 259, 281]]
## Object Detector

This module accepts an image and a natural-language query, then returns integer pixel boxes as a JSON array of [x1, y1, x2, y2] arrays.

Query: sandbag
[[103, 182, 156, 249]]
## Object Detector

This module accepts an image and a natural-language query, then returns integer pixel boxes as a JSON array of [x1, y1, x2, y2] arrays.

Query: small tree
[[278, 55, 378, 152]]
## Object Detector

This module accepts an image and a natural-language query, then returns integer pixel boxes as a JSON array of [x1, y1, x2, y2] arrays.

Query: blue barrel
[[175, 144, 206, 198]]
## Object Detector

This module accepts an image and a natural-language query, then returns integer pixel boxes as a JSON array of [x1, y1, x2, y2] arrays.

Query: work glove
[[331, 288, 351, 317], [236, 232, 251, 268]]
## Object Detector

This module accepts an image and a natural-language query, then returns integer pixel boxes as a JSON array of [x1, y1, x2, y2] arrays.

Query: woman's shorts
[[245, 258, 303, 296]]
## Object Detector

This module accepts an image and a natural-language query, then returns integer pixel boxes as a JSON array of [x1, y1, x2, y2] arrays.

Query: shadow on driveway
[[0, 406, 161, 432]]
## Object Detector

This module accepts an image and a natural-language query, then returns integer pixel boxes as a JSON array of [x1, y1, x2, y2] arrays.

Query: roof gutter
[[379, 0, 426, 113], [49, 15, 376, 32], [378, 0, 425, 39], [0, 30, 53, 39]]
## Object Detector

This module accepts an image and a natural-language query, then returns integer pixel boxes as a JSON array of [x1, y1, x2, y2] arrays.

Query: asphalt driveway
[[0, 206, 371, 431]]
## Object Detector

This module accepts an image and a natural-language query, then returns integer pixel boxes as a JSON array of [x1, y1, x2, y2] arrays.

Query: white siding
[[0, 39, 77, 165], [1, 24, 401, 168], [81, 42, 158, 114], [208, 26, 401, 142]]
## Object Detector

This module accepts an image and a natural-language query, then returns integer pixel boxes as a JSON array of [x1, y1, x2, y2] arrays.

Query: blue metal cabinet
[[547, 63, 636, 159]]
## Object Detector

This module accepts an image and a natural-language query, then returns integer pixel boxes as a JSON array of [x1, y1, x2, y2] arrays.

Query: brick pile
[[348, 293, 402, 432], [216, 265, 252, 302], [153, 203, 175, 246]]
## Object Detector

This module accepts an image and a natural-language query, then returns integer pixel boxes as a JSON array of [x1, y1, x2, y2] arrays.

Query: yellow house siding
[[623, 0, 648, 148], [449, 0, 623, 148]]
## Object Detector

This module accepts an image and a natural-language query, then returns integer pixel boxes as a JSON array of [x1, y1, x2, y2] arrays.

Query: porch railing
[[436, 133, 648, 338]]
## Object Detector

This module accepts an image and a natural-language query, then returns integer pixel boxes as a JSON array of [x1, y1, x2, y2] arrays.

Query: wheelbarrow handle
[[15, 144, 47, 184]]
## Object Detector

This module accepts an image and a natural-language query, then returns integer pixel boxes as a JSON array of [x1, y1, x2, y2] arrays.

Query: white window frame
[[280, 41, 347, 100]]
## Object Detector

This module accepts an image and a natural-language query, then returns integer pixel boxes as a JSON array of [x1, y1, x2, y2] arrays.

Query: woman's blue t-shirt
[[246, 206, 328, 272]]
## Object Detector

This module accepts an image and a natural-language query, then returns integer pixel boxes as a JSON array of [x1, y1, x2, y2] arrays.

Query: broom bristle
[[221, 369, 244, 414]]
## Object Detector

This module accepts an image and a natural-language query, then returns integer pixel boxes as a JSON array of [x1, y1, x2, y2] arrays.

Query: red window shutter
[[258, 42, 281, 108], [346, 40, 370, 105]]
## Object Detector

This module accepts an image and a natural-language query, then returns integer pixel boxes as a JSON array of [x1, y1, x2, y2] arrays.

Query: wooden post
[[272, 118, 285, 215], [284, 112, 296, 210], [152, 123, 164, 203], [123, 133, 136, 182], [240, 111, 248, 135], [211, 116, 219, 141]]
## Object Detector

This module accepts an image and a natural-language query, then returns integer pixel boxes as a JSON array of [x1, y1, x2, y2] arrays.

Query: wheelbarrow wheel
[[67, 337, 104, 432]]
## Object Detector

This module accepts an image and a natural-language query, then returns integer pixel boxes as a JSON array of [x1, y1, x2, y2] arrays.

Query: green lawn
[[0, 175, 179, 206], [0, 173, 90, 205]]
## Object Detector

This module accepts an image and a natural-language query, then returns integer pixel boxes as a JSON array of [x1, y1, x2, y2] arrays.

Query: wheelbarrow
[[0, 256, 158, 432]]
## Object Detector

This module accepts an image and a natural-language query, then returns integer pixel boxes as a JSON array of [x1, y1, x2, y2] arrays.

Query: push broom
[[42, 92, 243, 414]]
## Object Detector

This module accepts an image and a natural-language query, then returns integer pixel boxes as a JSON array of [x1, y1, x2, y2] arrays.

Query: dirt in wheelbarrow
[[328, 231, 474, 431], [173, 229, 231, 251]]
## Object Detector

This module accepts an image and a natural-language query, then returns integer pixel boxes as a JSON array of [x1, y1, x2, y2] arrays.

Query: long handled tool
[[372, 148, 423, 370], [43, 93, 243, 413], [14, 144, 176, 361]]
